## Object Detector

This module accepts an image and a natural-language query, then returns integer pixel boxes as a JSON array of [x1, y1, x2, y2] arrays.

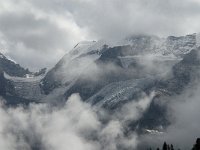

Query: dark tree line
[[147, 138, 200, 150], [192, 138, 200, 150]]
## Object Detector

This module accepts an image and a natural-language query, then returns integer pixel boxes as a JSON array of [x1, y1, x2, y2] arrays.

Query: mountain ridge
[[0, 33, 200, 133]]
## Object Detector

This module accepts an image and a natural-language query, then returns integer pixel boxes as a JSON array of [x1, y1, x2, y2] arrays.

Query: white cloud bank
[[0, 92, 155, 150]]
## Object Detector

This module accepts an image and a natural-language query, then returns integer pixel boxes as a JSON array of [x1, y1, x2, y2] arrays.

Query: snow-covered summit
[[127, 33, 197, 57], [69, 41, 97, 55], [68, 40, 113, 58], [68, 33, 198, 60]]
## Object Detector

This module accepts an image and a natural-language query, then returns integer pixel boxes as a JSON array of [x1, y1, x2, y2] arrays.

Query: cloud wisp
[[140, 81, 200, 150]]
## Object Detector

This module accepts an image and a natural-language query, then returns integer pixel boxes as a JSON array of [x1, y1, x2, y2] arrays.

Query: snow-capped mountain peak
[[70, 41, 97, 55], [69, 33, 198, 60]]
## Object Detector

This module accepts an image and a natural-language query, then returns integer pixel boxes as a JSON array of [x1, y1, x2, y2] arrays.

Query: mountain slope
[[41, 34, 198, 98], [0, 52, 31, 77], [0, 52, 45, 103], [41, 40, 108, 94]]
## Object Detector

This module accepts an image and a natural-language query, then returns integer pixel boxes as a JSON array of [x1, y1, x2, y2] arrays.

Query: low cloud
[[0, 91, 155, 150]]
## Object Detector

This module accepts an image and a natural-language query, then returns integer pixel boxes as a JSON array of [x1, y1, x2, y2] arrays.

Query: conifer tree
[[163, 142, 167, 150], [167, 144, 170, 150], [170, 144, 174, 150]]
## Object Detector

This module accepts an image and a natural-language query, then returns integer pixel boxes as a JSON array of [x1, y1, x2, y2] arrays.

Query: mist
[[0, 91, 155, 150], [139, 75, 200, 150]]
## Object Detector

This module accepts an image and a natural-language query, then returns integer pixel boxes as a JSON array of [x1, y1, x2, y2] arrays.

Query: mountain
[[0, 52, 46, 105], [40, 33, 198, 101], [39, 33, 200, 131], [0, 52, 31, 77], [41, 40, 107, 94], [0, 33, 200, 132]]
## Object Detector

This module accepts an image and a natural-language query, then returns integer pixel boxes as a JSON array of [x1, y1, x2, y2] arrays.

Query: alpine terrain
[[0, 33, 200, 149]]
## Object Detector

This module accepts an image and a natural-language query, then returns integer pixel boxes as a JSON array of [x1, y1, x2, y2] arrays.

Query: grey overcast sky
[[0, 0, 200, 70]]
